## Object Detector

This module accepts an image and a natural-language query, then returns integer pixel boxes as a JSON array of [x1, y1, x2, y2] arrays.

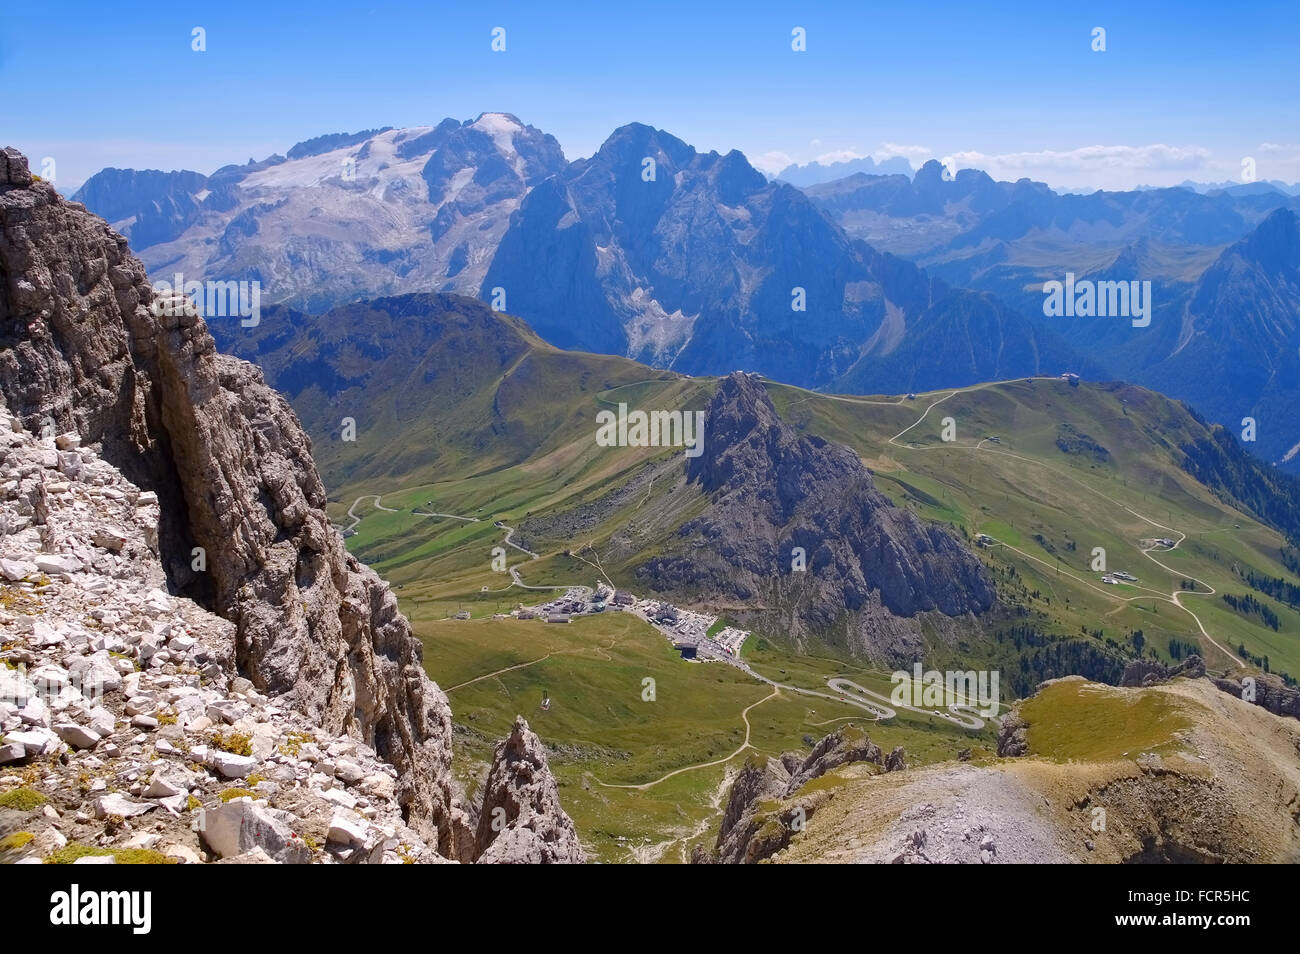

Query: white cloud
[[750, 150, 796, 175], [878, 142, 932, 160], [941, 144, 1217, 190], [813, 149, 867, 165]]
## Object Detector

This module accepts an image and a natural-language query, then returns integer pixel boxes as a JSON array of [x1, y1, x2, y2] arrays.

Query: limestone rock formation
[[885, 745, 907, 772], [639, 372, 995, 660], [0, 406, 438, 864], [0, 147, 578, 863], [716, 756, 791, 848], [705, 725, 889, 864], [1120, 653, 1206, 687], [1212, 673, 1300, 720], [473, 716, 585, 864], [996, 708, 1029, 757], [784, 726, 884, 793]]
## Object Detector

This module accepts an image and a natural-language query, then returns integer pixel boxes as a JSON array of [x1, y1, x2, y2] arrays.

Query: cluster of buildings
[[513, 584, 637, 624], [627, 596, 748, 662], [1100, 569, 1139, 585], [505, 581, 750, 663]]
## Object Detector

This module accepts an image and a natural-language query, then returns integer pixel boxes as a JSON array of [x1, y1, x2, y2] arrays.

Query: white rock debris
[[0, 408, 437, 863]]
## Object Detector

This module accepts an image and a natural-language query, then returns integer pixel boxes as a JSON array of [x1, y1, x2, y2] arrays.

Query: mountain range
[[70, 115, 1300, 469], [772, 154, 916, 187], [76, 114, 565, 312], [12, 139, 1300, 866]]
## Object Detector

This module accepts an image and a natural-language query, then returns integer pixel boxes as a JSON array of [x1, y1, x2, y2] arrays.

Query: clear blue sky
[[5, 0, 1298, 190]]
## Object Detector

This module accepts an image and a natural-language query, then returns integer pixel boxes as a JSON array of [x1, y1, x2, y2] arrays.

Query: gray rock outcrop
[[996, 708, 1029, 757], [0, 147, 576, 862], [0, 404, 440, 864], [639, 372, 996, 660], [706, 725, 889, 864], [1212, 673, 1300, 720], [473, 716, 585, 864], [716, 756, 791, 848], [784, 726, 884, 793], [1120, 654, 1205, 687]]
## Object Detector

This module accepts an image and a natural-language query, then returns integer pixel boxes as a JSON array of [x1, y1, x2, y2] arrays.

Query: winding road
[[884, 379, 1237, 667]]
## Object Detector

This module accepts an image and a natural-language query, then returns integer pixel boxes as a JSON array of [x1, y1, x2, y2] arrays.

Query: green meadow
[[321, 358, 1300, 859]]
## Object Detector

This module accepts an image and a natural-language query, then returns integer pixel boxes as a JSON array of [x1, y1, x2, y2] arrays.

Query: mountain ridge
[[0, 146, 584, 863]]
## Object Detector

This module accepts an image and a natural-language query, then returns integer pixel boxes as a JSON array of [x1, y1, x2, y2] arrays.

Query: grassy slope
[[346, 368, 1300, 680], [310, 337, 1300, 859], [420, 612, 979, 863], [765, 376, 1300, 677]]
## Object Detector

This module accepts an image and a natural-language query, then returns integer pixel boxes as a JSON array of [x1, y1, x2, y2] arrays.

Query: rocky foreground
[[0, 147, 583, 864], [706, 676, 1300, 865]]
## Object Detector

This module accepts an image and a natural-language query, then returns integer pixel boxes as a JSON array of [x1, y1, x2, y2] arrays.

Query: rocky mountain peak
[[1236, 207, 1299, 271], [706, 150, 769, 205], [687, 370, 879, 526], [0, 148, 582, 863], [596, 122, 695, 169], [641, 370, 996, 660], [686, 371, 788, 490], [913, 158, 948, 191], [473, 716, 585, 864]]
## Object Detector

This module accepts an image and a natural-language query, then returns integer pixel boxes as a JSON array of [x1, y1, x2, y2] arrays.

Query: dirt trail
[[592, 687, 781, 791], [886, 379, 1235, 666]]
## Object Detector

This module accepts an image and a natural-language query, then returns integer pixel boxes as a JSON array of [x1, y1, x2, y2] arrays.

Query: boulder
[[208, 751, 257, 779], [3, 727, 59, 756], [327, 809, 370, 847], [93, 793, 155, 819], [197, 799, 311, 864], [53, 721, 100, 749], [33, 554, 82, 576], [144, 772, 188, 798], [91, 526, 129, 553], [997, 709, 1029, 757], [0, 558, 36, 581], [66, 652, 122, 698]]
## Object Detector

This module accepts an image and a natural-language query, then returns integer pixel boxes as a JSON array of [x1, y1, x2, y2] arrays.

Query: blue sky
[[5, 0, 1299, 190]]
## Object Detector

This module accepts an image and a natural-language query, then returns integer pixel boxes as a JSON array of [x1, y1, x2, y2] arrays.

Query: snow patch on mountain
[[74, 118, 567, 312]]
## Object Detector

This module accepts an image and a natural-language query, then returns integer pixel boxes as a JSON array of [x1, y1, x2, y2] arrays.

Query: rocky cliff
[[708, 679, 1300, 864], [0, 147, 582, 863], [473, 717, 586, 864], [699, 726, 899, 864], [638, 372, 996, 661]]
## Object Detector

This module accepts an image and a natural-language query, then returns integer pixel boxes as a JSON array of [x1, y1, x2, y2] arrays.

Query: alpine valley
[[74, 114, 1300, 470], [3, 106, 1300, 868]]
